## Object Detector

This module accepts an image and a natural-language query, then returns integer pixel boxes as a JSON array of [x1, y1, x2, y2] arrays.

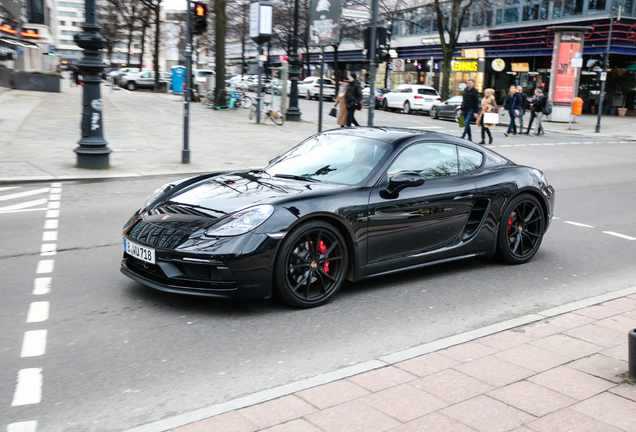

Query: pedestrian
[[458, 78, 480, 141], [334, 81, 348, 127], [503, 85, 522, 137], [516, 85, 528, 133], [477, 88, 497, 145], [525, 88, 547, 135], [72, 66, 80, 86], [345, 73, 362, 127]]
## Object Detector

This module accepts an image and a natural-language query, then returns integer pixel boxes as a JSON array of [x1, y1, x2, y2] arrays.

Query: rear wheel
[[403, 101, 411, 114], [269, 111, 284, 125], [127, 82, 136, 91], [430, 106, 438, 119], [307, 91, 312, 100], [496, 194, 545, 264], [275, 221, 348, 308], [242, 94, 253, 108]]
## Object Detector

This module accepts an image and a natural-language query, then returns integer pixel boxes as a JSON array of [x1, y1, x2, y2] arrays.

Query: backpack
[[522, 95, 530, 111], [542, 99, 552, 116]]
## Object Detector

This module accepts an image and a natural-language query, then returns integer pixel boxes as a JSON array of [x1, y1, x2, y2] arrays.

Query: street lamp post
[[285, 0, 302, 121], [595, 1, 617, 133], [74, 0, 111, 169]]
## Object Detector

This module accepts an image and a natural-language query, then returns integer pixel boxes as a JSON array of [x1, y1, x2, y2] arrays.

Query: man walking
[[457, 78, 480, 141], [345, 73, 362, 127], [525, 88, 547, 135], [503, 85, 522, 137], [516, 85, 528, 133]]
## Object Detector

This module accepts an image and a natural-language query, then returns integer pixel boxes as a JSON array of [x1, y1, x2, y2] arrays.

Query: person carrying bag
[[334, 82, 348, 127], [477, 88, 497, 145]]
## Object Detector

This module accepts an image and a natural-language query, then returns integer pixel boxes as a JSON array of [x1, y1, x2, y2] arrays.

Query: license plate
[[124, 238, 155, 264]]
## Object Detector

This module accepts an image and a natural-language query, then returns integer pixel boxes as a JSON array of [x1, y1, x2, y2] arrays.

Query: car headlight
[[205, 205, 274, 237], [142, 183, 173, 210]]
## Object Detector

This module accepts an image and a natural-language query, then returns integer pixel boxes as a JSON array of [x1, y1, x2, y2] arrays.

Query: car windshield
[[197, 71, 214, 77], [265, 135, 392, 186]]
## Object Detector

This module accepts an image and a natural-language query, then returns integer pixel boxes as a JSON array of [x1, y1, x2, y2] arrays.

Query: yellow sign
[[511, 62, 530, 72], [452, 61, 479, 72], [461, 48, 485, 59]]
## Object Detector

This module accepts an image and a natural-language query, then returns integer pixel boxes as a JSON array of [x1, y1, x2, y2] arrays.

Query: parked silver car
[[120, 71, 171, 91]]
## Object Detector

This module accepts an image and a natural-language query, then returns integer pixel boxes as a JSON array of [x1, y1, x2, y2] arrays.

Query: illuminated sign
[[492, 58, 505, 72], [196, 4, 204, 16], [461, 48, 485, 59], [452, 60, 479, 72], [21, 29, 40, 38], [0, 24, 18, 34], [511, 62, 529, 72]]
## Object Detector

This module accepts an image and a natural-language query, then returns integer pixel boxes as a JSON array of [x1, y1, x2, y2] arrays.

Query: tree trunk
[[153, 4, 161, 90], [140, 23, 147, 69], [215, 0, 226, 99], [333, 44, 339, 93], [440, 49, 453, 100]]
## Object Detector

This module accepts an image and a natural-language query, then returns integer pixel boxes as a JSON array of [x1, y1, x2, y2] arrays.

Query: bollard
[[629, 328, 636, 379]]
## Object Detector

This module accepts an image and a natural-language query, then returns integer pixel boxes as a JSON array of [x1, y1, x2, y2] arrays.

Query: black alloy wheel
[[275, 221, 348, 308], [430, 107, 438, 119], [383, 99, 389, 111], [497, 194, 545, 264]]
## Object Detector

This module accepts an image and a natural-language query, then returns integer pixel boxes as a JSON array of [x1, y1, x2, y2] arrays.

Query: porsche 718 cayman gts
[[121, 128, 555, 308]]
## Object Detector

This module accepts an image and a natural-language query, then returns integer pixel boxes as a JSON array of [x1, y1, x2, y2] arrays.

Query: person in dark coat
[[72, 66, 80, 85], [345, 73, 362, 127], [525, 88, 547, 135], [457, 78, 480, 141], [503, 85, 522, 136]]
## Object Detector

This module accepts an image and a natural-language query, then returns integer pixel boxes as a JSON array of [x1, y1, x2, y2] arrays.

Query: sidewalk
[[123, 287, 636, 432]]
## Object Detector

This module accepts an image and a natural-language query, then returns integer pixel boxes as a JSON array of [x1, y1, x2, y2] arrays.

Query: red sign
[[553, 33, 581, 105], [0, 24, 18, 35]]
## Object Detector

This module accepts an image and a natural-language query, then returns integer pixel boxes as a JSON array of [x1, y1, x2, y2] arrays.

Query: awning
[[626, 64, 636, 71]]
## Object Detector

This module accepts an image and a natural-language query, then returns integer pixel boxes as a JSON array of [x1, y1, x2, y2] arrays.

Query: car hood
[[142, 172, 343, 226]]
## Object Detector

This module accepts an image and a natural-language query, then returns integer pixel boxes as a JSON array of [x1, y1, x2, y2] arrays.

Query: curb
[[123, 284, 636, 432]]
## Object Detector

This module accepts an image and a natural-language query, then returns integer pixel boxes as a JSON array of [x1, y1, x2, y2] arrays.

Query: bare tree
[[98, 1, 124, 64], [215, 0, 227, 97], [140, 0, 163, 90]]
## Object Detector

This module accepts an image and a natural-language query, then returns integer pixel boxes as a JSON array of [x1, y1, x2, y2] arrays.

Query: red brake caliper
[[506, 217, 513, 235], [318, 240, 329, 273]]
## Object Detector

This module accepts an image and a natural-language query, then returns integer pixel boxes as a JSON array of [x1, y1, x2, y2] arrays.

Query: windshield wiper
[[273, 174, 321, 182]]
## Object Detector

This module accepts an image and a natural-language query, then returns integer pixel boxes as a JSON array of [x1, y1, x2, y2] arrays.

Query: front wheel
[[430, 107, 438, 119], [269, 111, 284, 125], [274, 221, 348, 308], [383, 99, 389, 111], [403, 101, 411, 114], [496, 194, 545, 264], [242, 95, 253, 108], [249, 105, 256, 120], [127, 82, 136, 91]]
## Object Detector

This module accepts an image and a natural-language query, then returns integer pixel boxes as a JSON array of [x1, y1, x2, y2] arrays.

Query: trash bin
[[171, 66, 185, 93]]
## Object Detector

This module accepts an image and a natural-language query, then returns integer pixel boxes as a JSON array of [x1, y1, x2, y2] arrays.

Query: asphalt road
[[1, 125, 636, 431]]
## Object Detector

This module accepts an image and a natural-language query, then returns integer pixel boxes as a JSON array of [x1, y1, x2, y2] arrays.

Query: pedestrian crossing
[[0, 186, 50, 214]]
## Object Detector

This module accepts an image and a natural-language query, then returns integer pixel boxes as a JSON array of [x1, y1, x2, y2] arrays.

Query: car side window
[[458, 146, 484, 173], [387, 143, 459, 180], [401, 87, 413, 93]]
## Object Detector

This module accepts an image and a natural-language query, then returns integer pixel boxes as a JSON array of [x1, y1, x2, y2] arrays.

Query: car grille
[[127, 220, 188, 249]]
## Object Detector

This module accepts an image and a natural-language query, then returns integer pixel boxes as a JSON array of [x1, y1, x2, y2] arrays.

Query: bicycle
[[249, 101, 284, 125]]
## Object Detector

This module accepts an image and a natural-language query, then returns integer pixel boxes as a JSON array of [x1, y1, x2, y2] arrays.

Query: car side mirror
[[384, 171, 425, 197], [268, 155, 280, 164]]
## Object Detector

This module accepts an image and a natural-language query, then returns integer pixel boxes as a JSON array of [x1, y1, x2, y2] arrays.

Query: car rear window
[[318, 79, 333, 85], [418, 89, 438, 96]]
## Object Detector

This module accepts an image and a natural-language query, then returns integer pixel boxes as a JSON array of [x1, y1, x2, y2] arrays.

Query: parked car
[[362, 87, 391, 108], [382, 84, 441, 114], [227, 75, 250, 90], [298, 77, 336, 101], [120, 71, 171, 90], [430, 95, 478, 123], [193, 69, 215, 86], [115, 67, 141, 85], [121, 128, 555, 308]]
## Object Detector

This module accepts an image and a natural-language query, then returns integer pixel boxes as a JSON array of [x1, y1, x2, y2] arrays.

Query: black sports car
[[121, 128, 555, 308]]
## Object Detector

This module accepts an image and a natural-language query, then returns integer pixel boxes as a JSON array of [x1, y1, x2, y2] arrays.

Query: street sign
[[570, 57, 583, 68], [393, 58, 405, 72], [600, 72, 607, 81], [259, 54, 267, 62], [308, 0, 342, 46], [49, 45, 55, 53], [17, 47, 24, 56], [249, 1, 273, 44]]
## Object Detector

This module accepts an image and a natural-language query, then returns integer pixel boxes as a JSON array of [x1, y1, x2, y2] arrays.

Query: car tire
[[274, 220, 348, 308], [430, 107, 438, 119], [307, 91, 312, 100], [403, 101, 411, 114], [496, 194, 545, 265], [127, 82, 136, 91], [383, 99, 389, 111]]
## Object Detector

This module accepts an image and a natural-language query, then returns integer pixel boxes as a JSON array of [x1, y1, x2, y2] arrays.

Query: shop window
[[472, 10, 486, 26], [541, 1, 550, 18], [523, 4, 540, 19], [563, 0, 583, 16], [552, 1, 563, 18], [504, 7, 520, 22], [588, 0, 606, 10]]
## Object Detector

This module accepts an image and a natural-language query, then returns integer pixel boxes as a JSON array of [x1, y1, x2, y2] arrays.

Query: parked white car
[[228, 75, 250, 90], [297, 77, 336, 101], [381, 84, 441, 114], [193, 69, 215, 85]]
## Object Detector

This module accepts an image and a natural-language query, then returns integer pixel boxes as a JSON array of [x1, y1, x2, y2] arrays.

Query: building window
[[27, 0, 45, 24], [72, 21, 83, 27], [61, 30, 77, 36], [563, 0, 583, 16], [59, 11, 77, 17], [59, 20, 66, 26], [588, 0, 606, 10], [59, 1, 84, 7], [504, 7, 520, 22], [523, 4, 540, 20]]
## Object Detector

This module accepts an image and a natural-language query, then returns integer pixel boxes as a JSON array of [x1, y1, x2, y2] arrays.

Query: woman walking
[[478, 88, 497, 145], [334, 82, 348, 127]]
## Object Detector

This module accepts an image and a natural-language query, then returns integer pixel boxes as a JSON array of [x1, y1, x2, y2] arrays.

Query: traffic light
[[363, 25, 392, 62], [192, 2, 207, 35]]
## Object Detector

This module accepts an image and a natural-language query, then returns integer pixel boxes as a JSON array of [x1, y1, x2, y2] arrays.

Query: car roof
[[398, 84, 435, 89]]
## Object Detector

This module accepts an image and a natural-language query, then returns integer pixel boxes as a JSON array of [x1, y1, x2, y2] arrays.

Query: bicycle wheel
[[270, 111, 284, 126], [249, 104, 256, 120], [242, 95, 253, 109]]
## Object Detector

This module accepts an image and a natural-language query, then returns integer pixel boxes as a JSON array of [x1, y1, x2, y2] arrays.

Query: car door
[[442, 96, 463, 117], [367, 142, 477, 265], [138, 71, 153, 87]]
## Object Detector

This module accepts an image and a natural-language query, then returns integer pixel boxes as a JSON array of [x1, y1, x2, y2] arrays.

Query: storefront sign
[[308, 0, 342, 45], [461, 48, 485, 59], [452, 59, 481, 72], [511, 62, 529, 72], [491, 58, 506, 72], [554, 32, 582, 105]]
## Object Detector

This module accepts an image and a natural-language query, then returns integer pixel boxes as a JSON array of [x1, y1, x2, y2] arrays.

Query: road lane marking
[[47, 201, 60, 209], [408, 126, 444, 129], [564, 221, 594, 228], [556, 142, 569, 145], [36, 260, 54, 274], [499, 144, 512, 147], [48, 194, 61, 201], [603, 231, 636, 241], [0, 186, 20, 192], [582, 141, 593, 144], [44, 219, 58, 229], [0, 199, 48, 212], [33, 278, 51, 295], [543, 143, 555, 146], [26, 302, 50, 323], [7, 421, 38, 432], [42, 231, 57, 242], [50, 188, 62, 194], [46, 209, 59, 218], [21, 330, 47, 357], [570, 142, 581, 144], [514, 144, 527, 147], [51, 182, 62, 187], [0, 188, 50, 202], [11, 368, 43, 406], [529, 143, 542, 146], [40, 243, 57, 256]]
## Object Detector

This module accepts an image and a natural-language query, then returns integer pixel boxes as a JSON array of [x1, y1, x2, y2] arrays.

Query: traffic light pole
[[256, 44, 263, 124], [595, 3, 615, 133], [183, 0, 192, 163], [367, 0, 379, 127]]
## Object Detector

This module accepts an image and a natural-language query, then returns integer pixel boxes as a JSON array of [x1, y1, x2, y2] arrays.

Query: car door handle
[[454, 193, 474, 200]]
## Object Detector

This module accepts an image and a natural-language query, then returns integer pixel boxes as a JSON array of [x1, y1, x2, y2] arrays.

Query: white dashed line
[[556, 142, 569, 145], [42, 231, 57, 242], [36, 260, 54, 274], [553, 216, 560, 220], [0, 199, 48, 213], [44, 219, 58, 229], [514, 144, 527, 147], [582, 141, 593, 144], [529, 143, 542, 146], [11, 368, 43, 406], [47, 201, 60, 209], [21, 330, 47, 357], [570, 142, 581, 144], [40, 244, 57, 256], [33, 278, 52, 295], [0, 188, 50, 202], [45, 209, 59, 218], [603, 231, 636, 241], [7, 421, 38, 432], [0, 186, 20, 192], [564, 221, 594, 228], [499, 144, 512, 147], [543, 143, 555, 146], [26, 302, 50, 323]]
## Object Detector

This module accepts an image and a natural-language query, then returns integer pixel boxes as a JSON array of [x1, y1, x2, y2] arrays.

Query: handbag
[[483, 112, 499, 124], [356, 102, 362, 111], [457, 114, 465, 128], [329, 108, 337, 117]]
